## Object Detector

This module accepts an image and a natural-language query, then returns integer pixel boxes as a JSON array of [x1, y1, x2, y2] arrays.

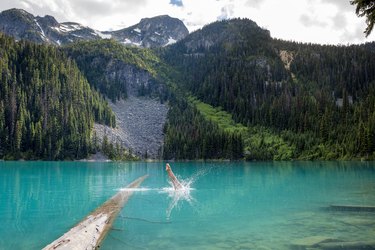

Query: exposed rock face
[[0, 8, 44, 43], [101, 63, 168, 159], [66, 49, 169, 159], [94, 97, 168, 159], [279, 50, 295, 71], [104, 59, 155, 96], [0, 8, 189, 47]]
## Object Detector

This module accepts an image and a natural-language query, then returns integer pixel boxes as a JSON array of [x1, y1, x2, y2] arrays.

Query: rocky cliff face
[[86, 57, 169, 159], [0, 8, 189, 47], [104, 59, 155, 96]]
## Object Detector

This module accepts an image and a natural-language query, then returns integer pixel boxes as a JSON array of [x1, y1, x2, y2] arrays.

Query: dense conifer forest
[[162, 92, 243, 160], [161, 19, 375, 160], [0, 33, 115, 160]]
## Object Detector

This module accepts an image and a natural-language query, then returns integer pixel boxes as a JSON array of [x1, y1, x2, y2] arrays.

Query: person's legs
[[166, 163, 182, 190]]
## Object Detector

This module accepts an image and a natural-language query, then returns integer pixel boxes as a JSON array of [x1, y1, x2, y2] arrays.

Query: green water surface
[[0, 161, 374, 249]]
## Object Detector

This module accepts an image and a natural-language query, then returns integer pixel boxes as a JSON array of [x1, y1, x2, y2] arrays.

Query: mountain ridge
[[0, 8, 189, 47]]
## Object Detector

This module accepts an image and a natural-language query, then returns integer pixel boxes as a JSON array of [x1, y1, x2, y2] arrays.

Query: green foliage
[[351, 0, 375, 37], [163, 92, 243, 160], [2, 18, 375, 161], [0, 33, 115, 160], [161, 19, 375, 160], [189, 97, 294, 160], [189, 96, 248, 134], [65, 39, 160, 74]]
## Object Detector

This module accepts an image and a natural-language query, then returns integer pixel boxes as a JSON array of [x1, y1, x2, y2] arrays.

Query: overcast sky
[[1, 0, 374, 45]]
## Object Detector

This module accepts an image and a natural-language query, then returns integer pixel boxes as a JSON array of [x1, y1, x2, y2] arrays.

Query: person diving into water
[[166, 163, 183, 190]]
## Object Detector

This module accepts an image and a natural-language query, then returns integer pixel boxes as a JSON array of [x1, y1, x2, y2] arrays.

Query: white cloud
[[0, 0, 374, 44], [300, 14, 328, 28], [218, 4, 235, 21]]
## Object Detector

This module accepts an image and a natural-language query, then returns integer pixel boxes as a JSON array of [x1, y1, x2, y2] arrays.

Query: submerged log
[[319, 240, 375, 249], [43, 175, 148, 250], [329, 205, 375, 212], [290, 236, 337, 250]]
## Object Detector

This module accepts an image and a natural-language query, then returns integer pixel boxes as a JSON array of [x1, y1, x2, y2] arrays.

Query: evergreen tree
[[0, 33, 115, 160], [351, 0, 375, 37]]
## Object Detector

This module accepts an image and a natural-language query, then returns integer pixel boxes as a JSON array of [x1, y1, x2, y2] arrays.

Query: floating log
[[329, 205, 375, 212], [43, 174, 149, 250]]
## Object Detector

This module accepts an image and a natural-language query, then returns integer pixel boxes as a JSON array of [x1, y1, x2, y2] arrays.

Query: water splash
[[161, 181, 195, 220], [160, 167, 213, 220], [120, 166, 216, 219]]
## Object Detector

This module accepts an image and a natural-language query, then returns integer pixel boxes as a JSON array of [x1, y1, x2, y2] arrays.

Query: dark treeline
[[161, 19, 375, 159], [163, 91, 243, 160], [0, 33, 115, 160]]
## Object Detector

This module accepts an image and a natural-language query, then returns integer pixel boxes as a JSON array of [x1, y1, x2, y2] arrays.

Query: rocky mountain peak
[[0, 8, 44, 42], [0, 8, 189, 47], [37, 15, 59, 27], [2, 8, 34, 20], [179, 18, 270, 52], [111, 15, 189, 48]]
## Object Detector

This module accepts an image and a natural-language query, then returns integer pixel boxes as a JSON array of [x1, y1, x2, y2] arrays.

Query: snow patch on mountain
[[34, 19, 48, 41], [94, 30, 112, 39], [122, 38, 142, 47], [165, 37, 177, 46], [0, 8, 189, 47]]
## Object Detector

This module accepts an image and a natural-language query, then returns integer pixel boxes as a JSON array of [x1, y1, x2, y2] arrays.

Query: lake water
[[0, 161, 374, 249]]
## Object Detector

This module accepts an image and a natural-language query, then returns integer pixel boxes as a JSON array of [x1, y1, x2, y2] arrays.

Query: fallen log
[[43, 174, 148, 250]]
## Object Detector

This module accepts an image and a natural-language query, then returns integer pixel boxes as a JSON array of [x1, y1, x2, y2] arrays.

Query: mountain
[[0, 8, 101, 45], [0, 8, 189, 47], [110, 15, 189, 48], [1, 9, 375, 161], [161, 18, 375, 160], [63, 40, 169, 158]]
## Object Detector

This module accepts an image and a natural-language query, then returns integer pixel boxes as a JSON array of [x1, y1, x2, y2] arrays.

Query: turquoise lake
[[0, 161, 375, 249]]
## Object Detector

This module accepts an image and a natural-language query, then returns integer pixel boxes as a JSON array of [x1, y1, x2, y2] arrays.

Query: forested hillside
[[62, 39, 245, 160], [161, 18, 375, 160], [162, 91, 243, 160], [0, 33, 115, 160], [1, 17, 374, 161]]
